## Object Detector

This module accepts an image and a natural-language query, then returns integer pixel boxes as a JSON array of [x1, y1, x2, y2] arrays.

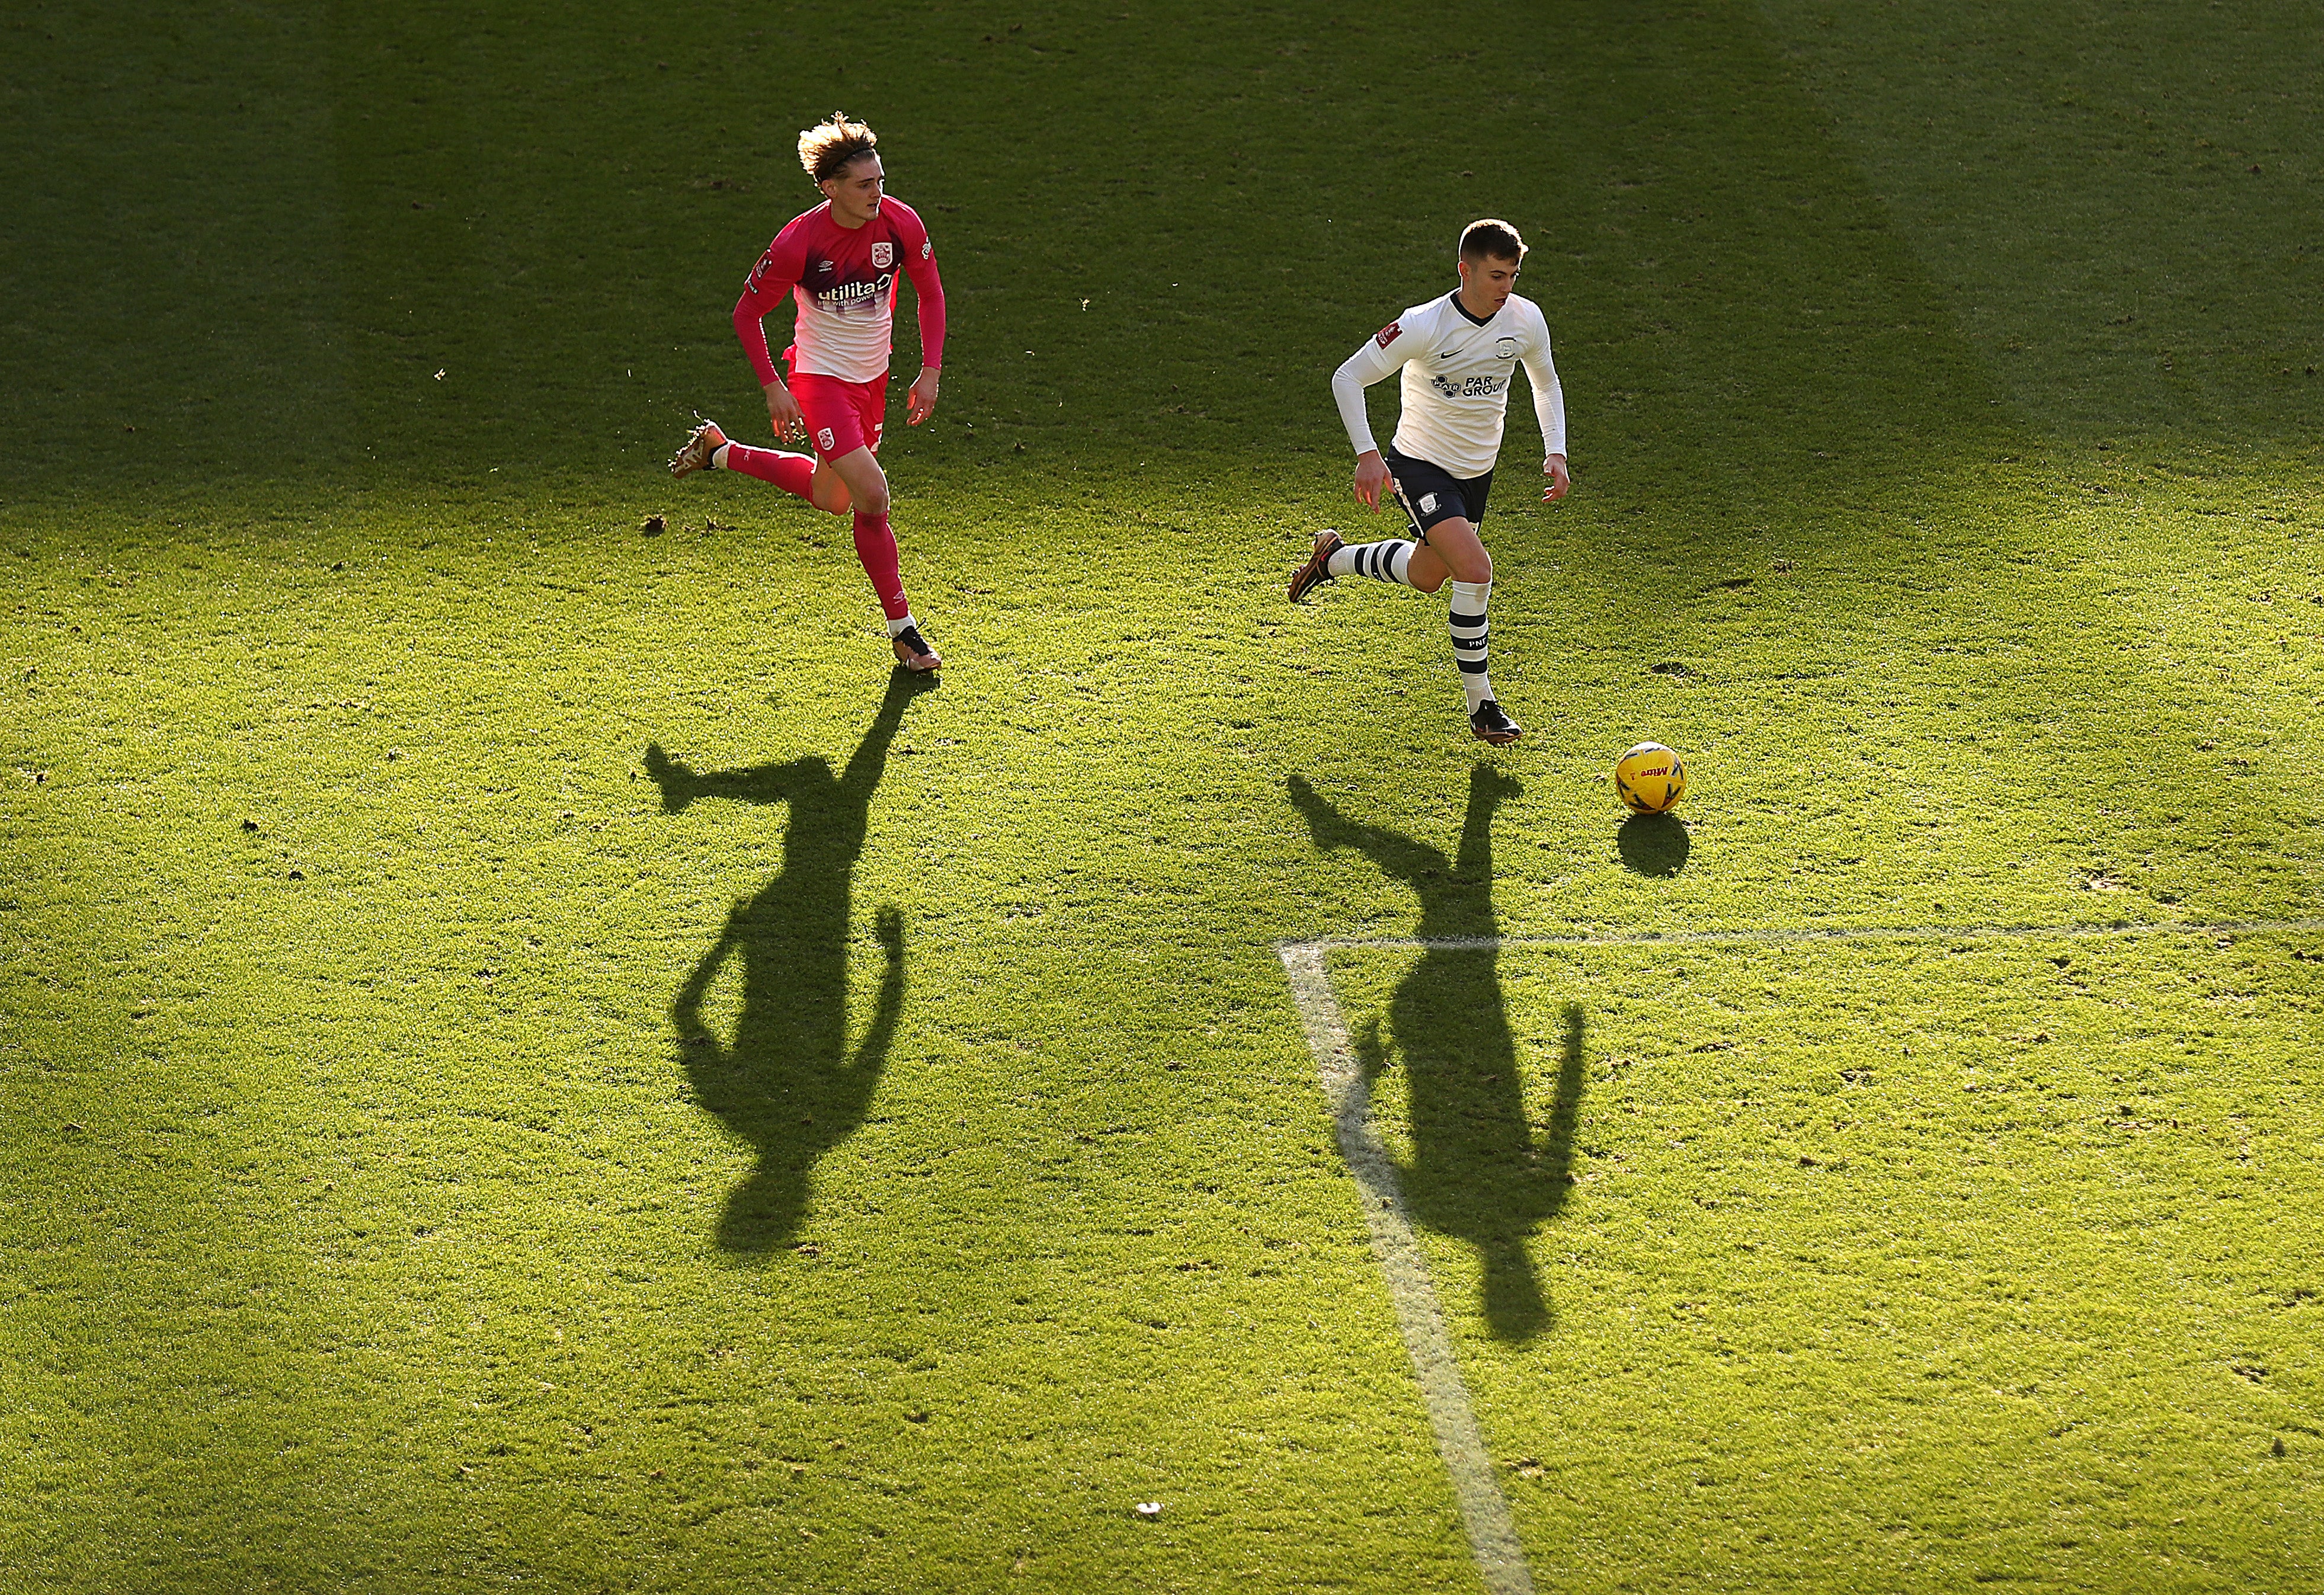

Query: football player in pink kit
[[669, 113, 948, 673]]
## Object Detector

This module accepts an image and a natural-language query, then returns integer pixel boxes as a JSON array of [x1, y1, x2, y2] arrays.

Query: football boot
[[668, 418, 726, 478], [1287, 529, 1345, 603], [891, 624, 943, 674], [1469, 700, 1522, 745]]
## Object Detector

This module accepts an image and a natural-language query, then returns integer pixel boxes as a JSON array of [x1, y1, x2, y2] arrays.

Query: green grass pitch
[[4, 1, 2322, 1589]]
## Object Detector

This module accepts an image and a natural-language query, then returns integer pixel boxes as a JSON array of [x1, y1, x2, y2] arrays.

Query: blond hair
[[798, 112, 878, 185]]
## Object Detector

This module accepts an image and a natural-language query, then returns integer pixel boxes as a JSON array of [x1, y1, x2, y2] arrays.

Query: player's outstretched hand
[[1353, 449, 1393, 512], [1542, 453, 1572, 504], [905, 366, 940, 426], [764, 379, 806, 445]]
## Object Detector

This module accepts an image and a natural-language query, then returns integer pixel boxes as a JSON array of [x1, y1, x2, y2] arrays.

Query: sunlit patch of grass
[[2, 0, 2319, 1587]]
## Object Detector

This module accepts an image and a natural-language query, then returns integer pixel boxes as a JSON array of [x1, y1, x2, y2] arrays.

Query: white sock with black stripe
[[1325, 539, 1414, 586], [1448, 579, 1495, 712]]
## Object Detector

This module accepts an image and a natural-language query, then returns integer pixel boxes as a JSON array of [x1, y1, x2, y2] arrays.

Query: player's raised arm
[[734, 232, 809, 440], [1332, 321, 1414, 510], [1522, 329, 1570, 502]]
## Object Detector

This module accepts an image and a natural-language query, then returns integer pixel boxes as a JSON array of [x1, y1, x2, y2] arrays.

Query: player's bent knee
[[828, 449, 890, 517], [1445, 541, 1491, 585], [808, 465, 853, 515]]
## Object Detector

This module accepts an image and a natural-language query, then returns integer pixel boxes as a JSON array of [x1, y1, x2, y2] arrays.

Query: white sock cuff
[[710, 443, 732, 470], [1448, 578, 1493, 611], [886, 613, 918, 638]]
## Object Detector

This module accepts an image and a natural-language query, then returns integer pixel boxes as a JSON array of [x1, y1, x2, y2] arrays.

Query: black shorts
[[1384, 446, 1493, 534]]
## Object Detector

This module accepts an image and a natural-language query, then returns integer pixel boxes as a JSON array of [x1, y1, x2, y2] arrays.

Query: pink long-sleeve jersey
[[732, 197, 946, 386]]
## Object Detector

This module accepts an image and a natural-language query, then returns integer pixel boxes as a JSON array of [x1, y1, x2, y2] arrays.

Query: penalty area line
[[1301, 915, 2324, 953], [1277, 943, 1535, 1595]]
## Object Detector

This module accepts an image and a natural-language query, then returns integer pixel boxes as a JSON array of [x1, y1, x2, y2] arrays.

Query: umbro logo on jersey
[[871, 241, 894, 269]]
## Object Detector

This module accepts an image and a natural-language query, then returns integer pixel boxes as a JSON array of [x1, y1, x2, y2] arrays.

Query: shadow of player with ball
[[1288, 766, 1586, 1342]]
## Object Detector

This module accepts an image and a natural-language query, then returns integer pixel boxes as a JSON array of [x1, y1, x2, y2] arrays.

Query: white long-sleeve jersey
[[1331, 290, 1564, 479]]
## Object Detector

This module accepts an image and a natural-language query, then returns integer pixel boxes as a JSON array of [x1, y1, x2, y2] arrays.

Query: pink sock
[[852, 512, 910, 620], [721, 442, 815, 499]]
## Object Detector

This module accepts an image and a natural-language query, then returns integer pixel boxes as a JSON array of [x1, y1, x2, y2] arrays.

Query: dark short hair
[[799, 113, 878, 184], [1458, 218, 1528, 263]]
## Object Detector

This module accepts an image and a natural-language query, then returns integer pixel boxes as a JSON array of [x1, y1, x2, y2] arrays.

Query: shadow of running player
[[645, 670, 936, 1253], [1288, 766, 1586, 1342]]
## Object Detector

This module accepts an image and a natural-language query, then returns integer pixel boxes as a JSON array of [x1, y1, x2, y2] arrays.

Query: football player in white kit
[[1289, 219, 1570, 744]]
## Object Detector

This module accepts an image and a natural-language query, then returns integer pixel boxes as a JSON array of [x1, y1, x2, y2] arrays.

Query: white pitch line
[[1304, 915, 2324, 953], [1279, 913, 2324, 1592], [1277, 943, 1535, 1595]]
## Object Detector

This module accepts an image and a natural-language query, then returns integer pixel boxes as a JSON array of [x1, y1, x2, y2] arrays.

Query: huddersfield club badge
[[870, 240, 894, 270]]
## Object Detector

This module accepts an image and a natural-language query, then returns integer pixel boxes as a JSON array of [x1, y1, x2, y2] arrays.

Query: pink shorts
[[789, 369, 888, 462]]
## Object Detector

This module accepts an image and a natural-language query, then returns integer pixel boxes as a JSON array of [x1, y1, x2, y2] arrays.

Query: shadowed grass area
[[0, 0, 2053, 496], [1760, 0, 2324, 444], [2, 0, 2320, 1589]]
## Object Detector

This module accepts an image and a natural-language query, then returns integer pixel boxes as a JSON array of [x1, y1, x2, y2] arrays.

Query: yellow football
[[1614, 742, 1686, 815]]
